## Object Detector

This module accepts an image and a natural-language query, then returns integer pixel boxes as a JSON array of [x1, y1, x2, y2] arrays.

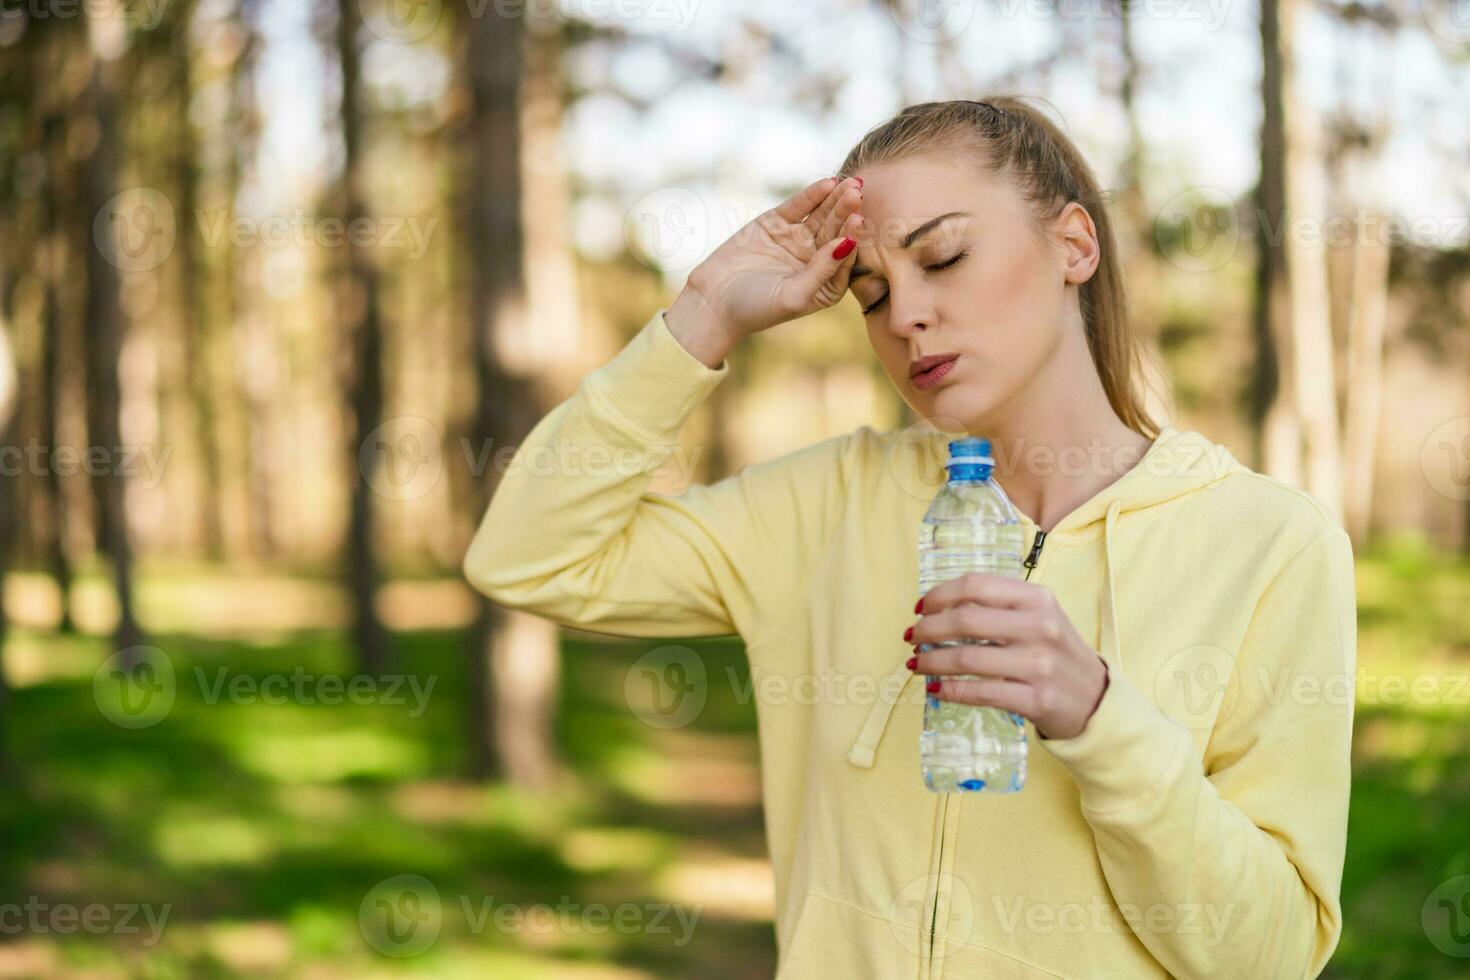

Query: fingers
[[787, 213, 861, 299], [918, 572, 1037, 615], [806, 177, 863, 244], [915, 642, 1037, 682], [911, 603, 1031, 648], [930, 675, 1036, 716], [772, 176, 840, 223]]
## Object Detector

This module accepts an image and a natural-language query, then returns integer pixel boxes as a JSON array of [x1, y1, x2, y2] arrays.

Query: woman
[[464, 98, 1356, 979]]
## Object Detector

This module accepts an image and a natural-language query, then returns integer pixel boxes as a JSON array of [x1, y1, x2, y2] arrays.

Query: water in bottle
[[918, 436, 1028, 793]]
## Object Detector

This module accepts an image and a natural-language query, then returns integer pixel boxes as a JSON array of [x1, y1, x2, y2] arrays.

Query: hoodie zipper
[[1023, 528, 1047, 580], [927, 805, 946, 972], [924, 525, 1047, 976]]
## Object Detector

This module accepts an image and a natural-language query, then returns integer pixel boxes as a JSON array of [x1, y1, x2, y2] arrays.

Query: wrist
[[1037, 657, 1109, 741], [665, 286, 737, 369]]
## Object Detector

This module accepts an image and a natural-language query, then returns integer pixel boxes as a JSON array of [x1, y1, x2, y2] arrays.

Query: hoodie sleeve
[[462, 308, 844, 641], [1042, 520, 1356, 980]]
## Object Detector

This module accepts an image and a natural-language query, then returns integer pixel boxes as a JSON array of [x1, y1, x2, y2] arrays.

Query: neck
[[977, 320, 1154, 533]]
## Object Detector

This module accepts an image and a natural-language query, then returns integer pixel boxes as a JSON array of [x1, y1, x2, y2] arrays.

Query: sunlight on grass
[[0, 940, 57, 978], [2, 627, 106, 686], [155, 811, 278, 867], [205, 921, 294, 973], [232, 728, 428, 784], [273, 783, 359, 822], [655, 852, 775, 922], [606, 732, 762, 809], [432, 949, 656, 980], [3, 566, 480, 644], [560, 827, 674, 875]]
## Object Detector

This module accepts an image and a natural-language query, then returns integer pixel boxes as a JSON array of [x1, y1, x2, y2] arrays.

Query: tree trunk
[[1253, 0, 1300, 484], [335, 0, 390, 673], [1342, 209, 1388, 546], [80, 27, 143, 655], [0, 266, 18, 770], [173, 0, 226, 560], [222, 20, 275, 561], [1113, 0, 1174, 426], [1330, 12, 1392, 549], [41, 110, 75, 633], [1279, 4, 1342, 515], [462, 2, 561, 790]]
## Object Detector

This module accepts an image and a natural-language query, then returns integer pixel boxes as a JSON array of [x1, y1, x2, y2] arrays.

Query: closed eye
[[859, 250, 969, 316]]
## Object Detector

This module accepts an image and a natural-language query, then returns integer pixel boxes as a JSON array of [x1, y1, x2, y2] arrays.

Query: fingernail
[[902, 626, 914, 642], [832, 237, 856, 260], [926, 680, 941, 694], [914, 598, 924, 614], [906, 656, 917, 670]]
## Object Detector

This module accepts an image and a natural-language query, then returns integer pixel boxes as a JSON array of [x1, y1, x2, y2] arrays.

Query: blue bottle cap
[[947, 437, 993, 465]]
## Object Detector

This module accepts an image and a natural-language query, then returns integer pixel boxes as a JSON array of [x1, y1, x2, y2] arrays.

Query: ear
[[1055, 201, 1100, 286]]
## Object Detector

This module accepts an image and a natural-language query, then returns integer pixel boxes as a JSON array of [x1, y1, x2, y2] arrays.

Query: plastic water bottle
[[918, 437, 1028, 793]]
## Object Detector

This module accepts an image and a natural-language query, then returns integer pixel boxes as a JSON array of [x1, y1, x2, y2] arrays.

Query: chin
[[912, 385, 992, 434]]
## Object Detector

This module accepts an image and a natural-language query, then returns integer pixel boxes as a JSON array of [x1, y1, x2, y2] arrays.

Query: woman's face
[[846, 153, 1094, 433]]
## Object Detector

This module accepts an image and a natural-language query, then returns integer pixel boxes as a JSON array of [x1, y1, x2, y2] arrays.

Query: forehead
[[851, 153, 1020, 243]]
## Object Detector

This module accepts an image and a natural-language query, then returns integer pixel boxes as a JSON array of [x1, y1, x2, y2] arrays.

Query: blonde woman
[[465, 98, 1356, 979]]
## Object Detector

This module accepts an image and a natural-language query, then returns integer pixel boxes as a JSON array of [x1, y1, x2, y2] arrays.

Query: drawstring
[[1100, 499, 1124, 671], [848, 503, 1126, 769], [846, 661, 917, 768]]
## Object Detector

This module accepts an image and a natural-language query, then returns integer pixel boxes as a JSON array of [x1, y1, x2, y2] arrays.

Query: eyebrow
[[848, 210, 971, 281]]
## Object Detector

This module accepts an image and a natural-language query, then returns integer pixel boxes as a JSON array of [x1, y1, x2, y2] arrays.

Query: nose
[[885, 285, 932, 340]]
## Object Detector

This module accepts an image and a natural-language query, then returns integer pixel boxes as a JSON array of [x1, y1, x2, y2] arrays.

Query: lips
[[908, 353, 959, 378], [908, 353, 960, 390]]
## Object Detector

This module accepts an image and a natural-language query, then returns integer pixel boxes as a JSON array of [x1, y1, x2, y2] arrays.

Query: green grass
[[1, 538, 1468, 977], [0, 622, 771, 979]]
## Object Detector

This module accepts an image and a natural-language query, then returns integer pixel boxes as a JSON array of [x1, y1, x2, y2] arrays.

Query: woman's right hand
[[665, 176, 865, 367]]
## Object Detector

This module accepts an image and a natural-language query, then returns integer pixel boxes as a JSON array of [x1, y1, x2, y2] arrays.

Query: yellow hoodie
[[463, 308, 1357, 980]]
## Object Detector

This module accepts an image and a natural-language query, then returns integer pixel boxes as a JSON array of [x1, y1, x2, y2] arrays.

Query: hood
[[846, 424, 1245, 770], [907, 423, 1245, 535]]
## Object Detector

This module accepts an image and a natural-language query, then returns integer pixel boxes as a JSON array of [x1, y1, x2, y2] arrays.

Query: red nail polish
[[915, 598, 924, 614], [906, 656, 917, 670], [926, 680, 941, 694], [832, 237, 856, 260], [902, 626, 914, 642]]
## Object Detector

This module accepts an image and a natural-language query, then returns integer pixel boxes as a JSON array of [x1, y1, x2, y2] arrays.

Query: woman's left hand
[[905, 572, 1109, 740]]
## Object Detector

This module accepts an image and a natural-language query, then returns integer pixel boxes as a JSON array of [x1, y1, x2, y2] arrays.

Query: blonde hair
[[837, 97, 1160, 439]]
